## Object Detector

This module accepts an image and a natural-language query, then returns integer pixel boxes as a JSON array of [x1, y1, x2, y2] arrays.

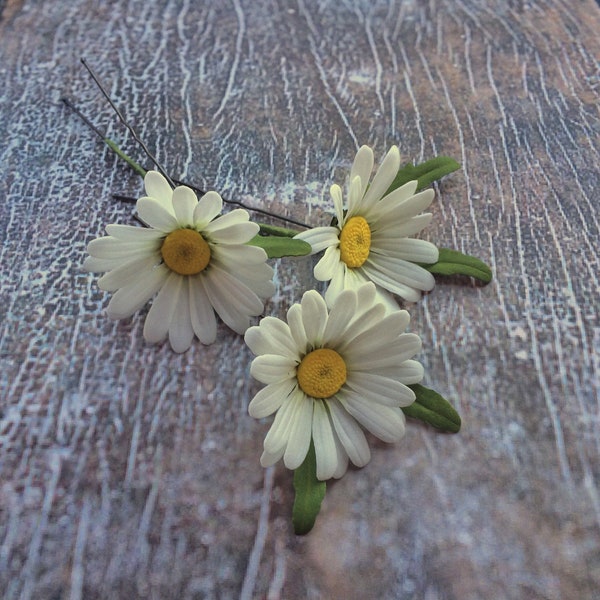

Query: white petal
[[364, 255, 435, 292], [83, 256, 122, 272], [248, 379, 297, 419], [211, 246, 274, 300], [283, 396, 313, 470], [287, 303, 308, 352], [262, 402, 294, 461], [203, 208, 249, 233], [136, 198, 180, 232], [204, 266, 264, 333], [397, 359, 424, 384], [330, 184, 344, 224], [98, 254, 160, 292], [337, 298, 386, 344], [212, 243, 270, 267], [361, 146, 401, 214], [312, 402, 338, 480], [172, 186, 198, 227], [396, 308, 411, 331], [189, 276, 217, 344], [354, 280, 378, 307], [231, 268, 276, 300], [294, 227, 340, 254], [244, 324, 269, 357], [208, 222, 259, 244], [371, 237, 439, 264], [328, 398, 370, 467], [338, 310, 408, 356], [339, 391, 406, 443], [346, 333, 422, 371], [193, 191, 223, 227], [322, 262, 348, 307], [244, 316, 299, 360], [341, 266, 371, 294], [145, 171, 173, 208], [314, 245, 341, 281], [250, 355, 297, 384], [263, 388, 304, 456], [87, 236, 159, 259], [301, 290, 329, 346], [106, 265, 169, 319], [375, 212, 433, 238], [372, 188, 435, 225], [105, 224, 165, 242], [378, 180, 418, 211], [393, 333, 425, 363], [346, 175, 365, 220], [345, 371, 416, 407], [365, 272, 422, 303], [93, 245, 157, 265], [368, 180, 418, 221], [168, 277, 195, 352], [349, 145, 373, 200], [370, 360, 424, 385], [143, 272, 182, 344], [260, 446, 285, 468], [322, 288, 357, 347], [332, 433, 350, 479], [372, 286, 402, 314]]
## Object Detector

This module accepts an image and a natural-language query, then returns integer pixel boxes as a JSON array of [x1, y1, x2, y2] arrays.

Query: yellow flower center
[[161, 228, 211, 275], [297, 348, 347, 399], [339, 216, 371, 268]]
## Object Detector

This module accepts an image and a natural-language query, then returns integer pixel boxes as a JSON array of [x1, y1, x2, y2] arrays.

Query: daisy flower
[[245, 283, 424, 481], [84, 171, 275, 352], [295, 145, 438, 307]]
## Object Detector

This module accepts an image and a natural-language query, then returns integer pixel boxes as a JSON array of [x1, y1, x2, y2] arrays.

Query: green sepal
[[247, 233, 312, 258], [385, 156, 461, 194], [292, 440, 326, 535], [402, 384, 461, 433], [422, 248, 492, 283]]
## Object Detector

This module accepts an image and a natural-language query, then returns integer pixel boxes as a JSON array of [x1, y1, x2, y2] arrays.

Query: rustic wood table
[[1, 0, 599, 598]]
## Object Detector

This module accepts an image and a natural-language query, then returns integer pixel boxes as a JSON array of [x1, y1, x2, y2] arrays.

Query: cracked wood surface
[[1, 0, 599, 598]]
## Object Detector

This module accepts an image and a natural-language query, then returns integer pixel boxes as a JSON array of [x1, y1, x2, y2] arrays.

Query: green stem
[[104, 138, 147, 179], [258, 223, 301, 237]]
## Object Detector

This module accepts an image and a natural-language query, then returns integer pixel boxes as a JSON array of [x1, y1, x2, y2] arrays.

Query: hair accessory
[[66, 61, 492, 533]]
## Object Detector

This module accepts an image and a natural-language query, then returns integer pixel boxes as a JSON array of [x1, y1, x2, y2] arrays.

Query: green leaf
[[385, 156, 461, 194], [247, 234, 312, 258], [423, 248, 492, 283], [292, 440, 326, 535], [402, 384, 462, 433]]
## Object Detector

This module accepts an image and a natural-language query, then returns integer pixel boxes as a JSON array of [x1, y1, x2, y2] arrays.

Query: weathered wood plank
[[0, 0, 599, 598]]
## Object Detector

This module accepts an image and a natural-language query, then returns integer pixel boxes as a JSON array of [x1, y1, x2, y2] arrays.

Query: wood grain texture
[[0, 0, 599, 598]]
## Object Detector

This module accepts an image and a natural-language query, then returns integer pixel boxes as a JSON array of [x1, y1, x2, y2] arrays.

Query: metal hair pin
[[64, 60, 310, 229]]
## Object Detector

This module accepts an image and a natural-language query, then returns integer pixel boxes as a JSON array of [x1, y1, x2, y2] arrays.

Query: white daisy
[[84, 171, 275, 352], [295, 145, 439, 308], [245, 283, 424, 481]]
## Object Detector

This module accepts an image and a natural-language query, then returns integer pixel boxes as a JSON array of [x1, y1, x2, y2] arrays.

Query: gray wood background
[[1, 0, 599, 598]]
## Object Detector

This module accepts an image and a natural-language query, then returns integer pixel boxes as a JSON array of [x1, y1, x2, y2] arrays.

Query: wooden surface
[[1, 0, 599, 598]]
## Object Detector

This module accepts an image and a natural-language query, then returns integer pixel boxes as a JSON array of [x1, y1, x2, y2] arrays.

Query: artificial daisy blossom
[[84, 171, 275, 352], [245, 283, 424, 481], [295, 145, 439, 308]]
